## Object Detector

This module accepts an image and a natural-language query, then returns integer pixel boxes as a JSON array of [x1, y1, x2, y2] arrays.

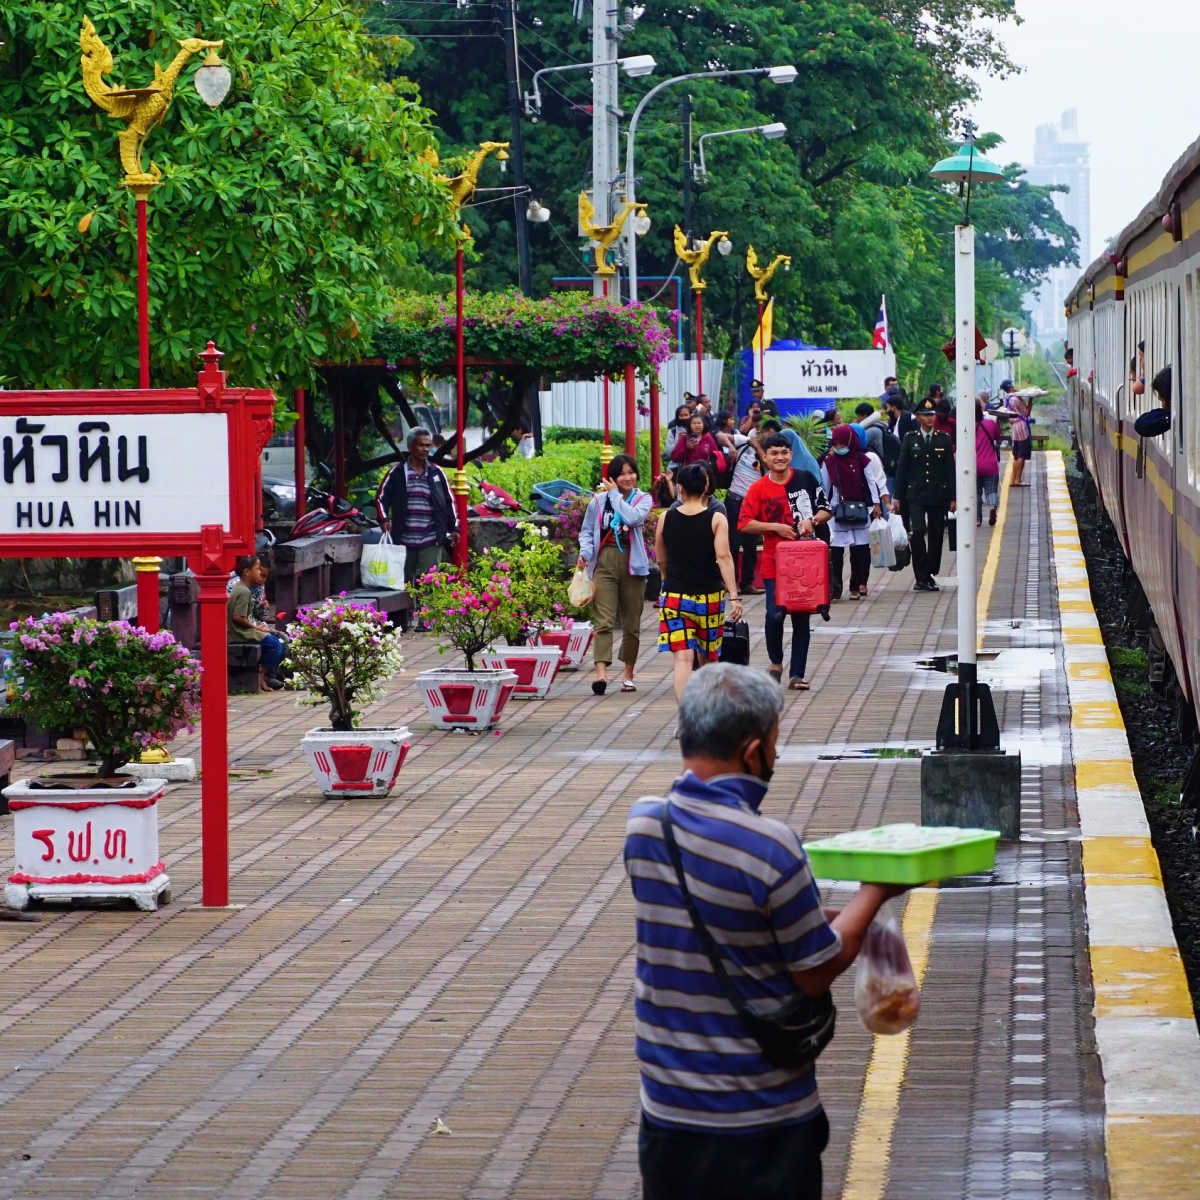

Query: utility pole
[[591, 0, 619, 298], [501, 0, 533, 296], [681, 94, 694, 245]]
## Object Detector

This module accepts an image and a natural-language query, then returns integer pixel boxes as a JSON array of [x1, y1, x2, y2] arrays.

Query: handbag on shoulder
[[660, 804, 835, 1069]]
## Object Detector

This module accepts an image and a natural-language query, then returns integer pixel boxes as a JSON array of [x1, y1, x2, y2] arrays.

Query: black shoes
[[591, 680, 607, 696], [913, 579, 940, 592]]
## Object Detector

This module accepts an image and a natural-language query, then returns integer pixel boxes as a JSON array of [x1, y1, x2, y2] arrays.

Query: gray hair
[[406, 426, 432, 450], [677, 664, 783, 760]]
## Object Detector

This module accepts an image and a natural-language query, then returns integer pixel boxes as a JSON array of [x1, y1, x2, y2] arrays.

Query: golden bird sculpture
[[440, 141, 510, 211], [80, 16, 224, 194], [746, 244, 792, 303], [578, 192, 648, 276], [674, 227, 729, 292]]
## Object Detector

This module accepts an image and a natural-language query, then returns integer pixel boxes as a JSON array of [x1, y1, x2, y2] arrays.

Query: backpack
[[879, 428, 902, 476], [709, 448, 731, 489]]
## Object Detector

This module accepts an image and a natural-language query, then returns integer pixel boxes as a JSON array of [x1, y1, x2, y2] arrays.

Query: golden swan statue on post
[[746, 244, 792, 303], [674, 226, 729, 292], [80, 16, 224, 195], [441, 141, 510, 211], [578, 192, 648, 276]]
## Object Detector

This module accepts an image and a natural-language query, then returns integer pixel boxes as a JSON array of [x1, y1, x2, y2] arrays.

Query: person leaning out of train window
[[1130, 340, 1146, 396], [1134, 366, 1172, 438]]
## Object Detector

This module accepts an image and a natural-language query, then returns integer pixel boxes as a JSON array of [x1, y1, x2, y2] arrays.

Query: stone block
[[920, 748, 1022, 841]]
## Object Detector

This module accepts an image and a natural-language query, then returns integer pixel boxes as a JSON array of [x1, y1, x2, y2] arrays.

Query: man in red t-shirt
[[738, 434, 831, 690]]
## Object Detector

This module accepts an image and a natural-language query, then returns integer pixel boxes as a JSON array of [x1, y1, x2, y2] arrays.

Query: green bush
[[470, 434, 657, 504], [544, 427, 605, 444]]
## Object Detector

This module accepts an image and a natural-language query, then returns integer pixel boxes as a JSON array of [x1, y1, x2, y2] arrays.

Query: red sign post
[[0, 343, 274, 907]]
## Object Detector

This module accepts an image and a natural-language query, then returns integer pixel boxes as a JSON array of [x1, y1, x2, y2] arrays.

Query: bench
[[227, 642, 263, 694], [272, 533, 363, 621], [1032, 433, 1048, 451], [95, 583, 140, 622]]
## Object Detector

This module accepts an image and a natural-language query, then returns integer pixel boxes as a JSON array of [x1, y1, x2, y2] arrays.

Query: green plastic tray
[[804, 823, 1000, 884]]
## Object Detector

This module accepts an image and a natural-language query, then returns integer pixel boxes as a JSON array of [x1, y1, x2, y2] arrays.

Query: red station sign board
[[0, 344, 275, 906]]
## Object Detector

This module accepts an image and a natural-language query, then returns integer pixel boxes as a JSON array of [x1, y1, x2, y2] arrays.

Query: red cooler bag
[[775, 539, 831, 613]]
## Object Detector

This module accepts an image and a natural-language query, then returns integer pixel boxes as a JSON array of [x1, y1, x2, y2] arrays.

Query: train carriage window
[[1187, 269, 1200, 486]]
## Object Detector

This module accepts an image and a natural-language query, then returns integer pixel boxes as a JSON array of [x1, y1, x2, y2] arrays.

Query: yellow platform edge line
[[1042, 454, 1200, 1193], [839, 455, 1013, 1200]]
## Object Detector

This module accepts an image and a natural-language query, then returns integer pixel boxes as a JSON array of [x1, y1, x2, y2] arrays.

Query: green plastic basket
[[804, 823, 1000, 884]]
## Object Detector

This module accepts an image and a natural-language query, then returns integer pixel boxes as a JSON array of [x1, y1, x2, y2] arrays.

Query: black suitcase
[[719, 619, 750, 665]]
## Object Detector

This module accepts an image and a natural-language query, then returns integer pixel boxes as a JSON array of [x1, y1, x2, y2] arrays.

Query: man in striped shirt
[[624, 664, 907, 1199]]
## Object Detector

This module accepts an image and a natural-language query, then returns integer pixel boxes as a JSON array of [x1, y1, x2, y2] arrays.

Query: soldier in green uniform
[[892, 396, 956, 591]]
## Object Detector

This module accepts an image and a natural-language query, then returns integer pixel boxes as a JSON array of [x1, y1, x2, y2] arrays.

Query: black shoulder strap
[[660, 803, 758, 1021]]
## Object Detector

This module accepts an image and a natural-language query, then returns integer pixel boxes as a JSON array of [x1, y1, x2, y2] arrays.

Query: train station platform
[[0, 451, 1197, 1199]]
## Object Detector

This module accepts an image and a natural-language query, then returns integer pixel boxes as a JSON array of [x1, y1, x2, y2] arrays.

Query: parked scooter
[[290, 492, 379, 538]]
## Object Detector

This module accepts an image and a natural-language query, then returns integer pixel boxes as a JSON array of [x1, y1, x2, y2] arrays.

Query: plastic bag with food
[[854, 914, 921, 1034]]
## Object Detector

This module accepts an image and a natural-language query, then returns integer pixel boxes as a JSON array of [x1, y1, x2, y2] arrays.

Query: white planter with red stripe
[[416, 667, 518, 730], [478, 645, 564, 699], [532, 621, 594, 670], [3, 777, 171, 912], [301, 727, 413, 799]]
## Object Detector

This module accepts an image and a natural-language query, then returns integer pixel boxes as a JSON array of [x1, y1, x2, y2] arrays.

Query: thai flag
[[872, 295, 889, 350]]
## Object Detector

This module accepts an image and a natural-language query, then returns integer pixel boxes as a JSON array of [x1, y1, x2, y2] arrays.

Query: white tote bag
[[887, 512, 909, 550], [868, 517, 896, 569], [360, 532, 407, 590]]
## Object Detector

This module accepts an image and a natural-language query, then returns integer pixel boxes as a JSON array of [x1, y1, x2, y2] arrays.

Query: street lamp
[[746, 246, 791, 385], [524, 54, 657, 116], [927, 126, 1005, 752], [624, 65, 797, 301], [694, 122, 787, 184], [674, 227, 730, 395]]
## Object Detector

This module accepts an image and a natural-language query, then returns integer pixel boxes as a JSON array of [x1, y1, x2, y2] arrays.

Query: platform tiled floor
[[0, 455, 1108, 1199]]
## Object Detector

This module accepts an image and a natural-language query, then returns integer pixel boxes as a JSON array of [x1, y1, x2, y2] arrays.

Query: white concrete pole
[[592, 1, 617, 298], [954, 223, 977, 672]]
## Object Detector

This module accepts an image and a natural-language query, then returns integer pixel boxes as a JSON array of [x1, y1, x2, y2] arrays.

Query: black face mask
[[744, 742, 774, 785]]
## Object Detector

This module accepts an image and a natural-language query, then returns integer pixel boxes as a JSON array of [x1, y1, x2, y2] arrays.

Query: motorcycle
[[290, 492, 379, 538]]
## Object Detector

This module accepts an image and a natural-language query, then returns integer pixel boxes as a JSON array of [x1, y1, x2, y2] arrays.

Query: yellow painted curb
[[1107, 1114, 1200, 1200], [1071, 700, 1126, 729], [1076, 759, 1140, 791], [1083, 836, 1164, 884], [1091, 946, 1194, 1018]]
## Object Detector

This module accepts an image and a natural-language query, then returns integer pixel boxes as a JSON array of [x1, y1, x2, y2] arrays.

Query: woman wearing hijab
[[577, 454, 653, 695], [1004, 390, 1033, 486], [655, 464, 742, 701], [820, 424, 889, 600]]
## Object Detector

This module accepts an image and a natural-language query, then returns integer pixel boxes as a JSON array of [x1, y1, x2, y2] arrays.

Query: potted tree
[[284, 597, 410, 798], [410, 554, 519, 729], [2, 612, 203, 912], [479, 524, 565, 698]]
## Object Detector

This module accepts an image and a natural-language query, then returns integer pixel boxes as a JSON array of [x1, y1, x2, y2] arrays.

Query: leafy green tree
[[0, 1, 458, 393]]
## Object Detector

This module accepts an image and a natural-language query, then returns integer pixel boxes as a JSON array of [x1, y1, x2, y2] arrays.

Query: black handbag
[[833, 499, 870, 526], [718, 619, 750, 665], [661, 804, 836, 1069], [888, 543, 912, 572]]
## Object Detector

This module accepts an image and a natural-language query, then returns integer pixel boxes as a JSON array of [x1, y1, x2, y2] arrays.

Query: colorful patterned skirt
[[657, 590, 727, 661]]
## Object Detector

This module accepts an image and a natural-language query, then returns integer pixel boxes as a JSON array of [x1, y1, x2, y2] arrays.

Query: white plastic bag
[[567, 567, 595, 607], [868, 517, 896, 569], [887, 512, 908, 550], [360, 532, 407, 590], [854, 914, 921, 1034]]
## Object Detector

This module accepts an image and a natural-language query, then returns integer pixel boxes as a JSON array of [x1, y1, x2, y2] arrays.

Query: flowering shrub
[[410, 557, 517, 672], [498, 523, 571, 642], [374, 290, 673, 376], [8, 613, 202, 777], [284, 598, 404, 731]]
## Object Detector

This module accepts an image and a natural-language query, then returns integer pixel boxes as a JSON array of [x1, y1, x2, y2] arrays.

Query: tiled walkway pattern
[[0, 452, 1173, 1198]]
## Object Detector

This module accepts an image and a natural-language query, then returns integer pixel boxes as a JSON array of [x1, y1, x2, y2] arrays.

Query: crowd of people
[[578, 375, 1028, 697]]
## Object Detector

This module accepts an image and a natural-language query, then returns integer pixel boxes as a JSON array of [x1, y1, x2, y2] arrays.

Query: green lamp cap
[[929, 141, 1005, 185]]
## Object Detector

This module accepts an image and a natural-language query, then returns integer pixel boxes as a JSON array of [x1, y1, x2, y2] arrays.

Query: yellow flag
[[752, 297, 774, 353]]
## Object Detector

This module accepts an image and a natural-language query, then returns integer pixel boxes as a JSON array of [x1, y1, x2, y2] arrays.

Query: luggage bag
[[775, 539, 831, 613], [718, 619, 750, 665]]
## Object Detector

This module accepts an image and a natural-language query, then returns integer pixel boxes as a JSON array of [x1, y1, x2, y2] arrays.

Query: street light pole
[[624, 65, 796, 301]]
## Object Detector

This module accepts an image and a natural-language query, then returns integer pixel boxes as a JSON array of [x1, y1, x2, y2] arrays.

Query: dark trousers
[[639, 1111, 829, 1200], [764, 578, 811, 679], [725, 493, 758, 587], [259, 633, 285, 674], [829, 544, 871, 595], [905, 503, 947, 584]]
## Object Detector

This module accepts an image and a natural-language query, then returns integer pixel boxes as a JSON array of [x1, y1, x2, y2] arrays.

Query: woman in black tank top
[[654, 464, 743, 701]]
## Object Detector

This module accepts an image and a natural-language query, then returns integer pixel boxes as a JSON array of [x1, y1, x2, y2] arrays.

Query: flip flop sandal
[[591, 680, 608, 696], [768, 666, 783, 684], [620, 680, 638, 693], [788, 678, 811, 691]]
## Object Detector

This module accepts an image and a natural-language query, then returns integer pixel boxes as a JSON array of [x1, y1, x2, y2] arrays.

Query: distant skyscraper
[[1024, 109, 1090, 346]]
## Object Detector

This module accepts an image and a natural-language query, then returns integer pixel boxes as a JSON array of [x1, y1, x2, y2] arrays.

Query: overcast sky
[[971, 0, 1200, 267]]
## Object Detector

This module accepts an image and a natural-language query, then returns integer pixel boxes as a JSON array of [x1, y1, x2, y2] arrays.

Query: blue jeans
[[259, 633, 285, 673], [764, 578, 811, 680]]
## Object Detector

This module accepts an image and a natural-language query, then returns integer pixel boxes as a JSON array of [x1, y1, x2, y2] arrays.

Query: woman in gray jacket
[[576, 454, 652, 695]]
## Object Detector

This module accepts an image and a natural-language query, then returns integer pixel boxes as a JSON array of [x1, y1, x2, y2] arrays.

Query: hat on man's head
[[750, 379, 764, 390], [914, 397, 938, 414]]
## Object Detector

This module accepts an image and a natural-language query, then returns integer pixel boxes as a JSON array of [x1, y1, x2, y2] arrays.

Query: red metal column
[[132, 557, 161, 632], [649, 374, 661, 480], [624, 364, 636, 455], [136, 196, 150, 389], [197, 562, 230, 907], [454, 245, 469, 567], [293, 387, 306, 519], [758, 300, 766, 384], [695, 290, 704, 396]]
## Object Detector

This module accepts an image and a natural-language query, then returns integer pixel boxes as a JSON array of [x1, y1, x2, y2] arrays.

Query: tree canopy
[[0, 0, 458, 394], [370, 0, 1075, 388]]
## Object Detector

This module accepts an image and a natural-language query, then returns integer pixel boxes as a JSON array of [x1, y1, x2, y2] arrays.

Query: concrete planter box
[[300, 727, 413, 799], [3, 776, 171, 912], [416, 668, 518, 730], [478, 646, 563, 699], [532, 622, 594, 671]]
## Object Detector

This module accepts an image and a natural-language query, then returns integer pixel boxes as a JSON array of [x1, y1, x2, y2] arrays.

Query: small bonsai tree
[[8, 613, 202, 778], [284, 597, 404, 730], [410, 553, 519, 671]]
